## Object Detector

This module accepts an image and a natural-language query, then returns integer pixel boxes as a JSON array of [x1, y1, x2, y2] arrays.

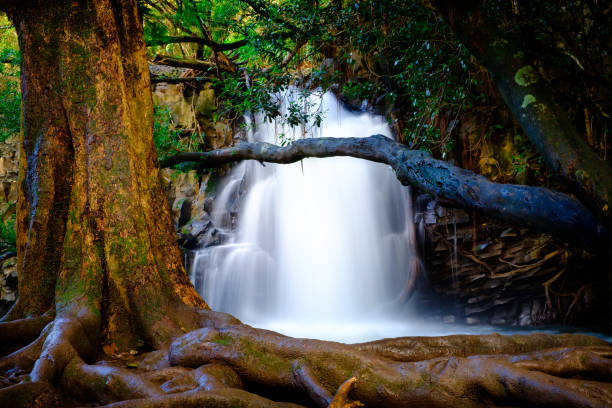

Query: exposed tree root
[[96, 388, 302, 408], [168, 317, 612, 407], [60, 356, 162, 404], [1, 309, 611, 407], [328, 377, 362, 408], [0, 321, 52, 372], [29, 314, 98, 384], [0, 380, 61, 408], [0, 311, 53, 347], [507, 346, 612, 381], [293, 362, 333, 406], [354, 332, 610, 362]]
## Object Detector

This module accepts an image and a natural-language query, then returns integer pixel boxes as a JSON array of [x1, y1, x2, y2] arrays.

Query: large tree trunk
[[430, 0, 612, 229], [0, 1, 611, 408], [1, 0, 206, 352], [161, 136, 609, 251]]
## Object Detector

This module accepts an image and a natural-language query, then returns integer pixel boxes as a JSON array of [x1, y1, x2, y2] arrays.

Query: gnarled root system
[[2, 309, 611, 408]]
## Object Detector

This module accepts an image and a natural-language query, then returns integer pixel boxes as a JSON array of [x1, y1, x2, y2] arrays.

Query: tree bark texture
[[161, 135, 609, 251], [2, 0, 206, 353], [431, 0, 612, 229]]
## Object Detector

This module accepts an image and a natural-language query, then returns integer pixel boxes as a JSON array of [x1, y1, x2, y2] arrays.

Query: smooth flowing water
[[189, 91, 432, 342]]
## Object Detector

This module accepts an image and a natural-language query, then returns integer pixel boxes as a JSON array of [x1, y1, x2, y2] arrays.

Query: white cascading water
[[190, 90, 424, 342]]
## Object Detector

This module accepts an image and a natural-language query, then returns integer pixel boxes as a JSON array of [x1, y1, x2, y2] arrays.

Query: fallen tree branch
[[152, 54, 236, 73], [160, 135, 609, 251], [147, 36, 248, 52], [151, 76, 212, 84], [0, 251, 15, 262]]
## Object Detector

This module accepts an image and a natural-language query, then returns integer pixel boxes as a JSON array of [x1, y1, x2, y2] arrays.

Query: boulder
[[0, 257, 17, 316]]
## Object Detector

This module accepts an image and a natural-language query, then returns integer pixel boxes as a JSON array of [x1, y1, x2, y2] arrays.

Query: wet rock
[[490, 307, 510, 325], [0, 134, 19, 209], [151, 74, 235, 151], [421, 198, 598, 328], [519, 302, 533, 326], [163, 169, 201, 227], [180, 219, 211, 238], [178, 198, 192, 228], [178, 233, 199, 250], [0, 257, 17, 316], [203, 197, 214, 214]]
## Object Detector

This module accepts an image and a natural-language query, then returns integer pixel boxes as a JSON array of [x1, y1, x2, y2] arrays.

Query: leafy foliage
[[0, 79, 20, 143], [0, 210, 15, 254], [152, 102, 207, 172], [153, 103, 207, 161], [153, 104, 182, 160], [140, 0, 609, 174], [0, 14, 20, 143], [140, 1, 490, 158], [338, 1, 477, 155]]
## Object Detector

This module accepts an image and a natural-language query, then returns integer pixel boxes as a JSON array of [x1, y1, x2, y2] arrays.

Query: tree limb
[[0, 251, 15, 262], [240, 0, 300, 34], [160, 135, 609, 251], [153, 54, 236, 73], [151, 76, 211, 84], [147, 36, 248, 52]]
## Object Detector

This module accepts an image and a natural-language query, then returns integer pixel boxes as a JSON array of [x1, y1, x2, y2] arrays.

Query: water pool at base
[[241, 318, 612, 344]]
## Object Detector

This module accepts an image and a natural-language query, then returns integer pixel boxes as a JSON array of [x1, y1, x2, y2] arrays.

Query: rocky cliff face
[[151, 71, 239, 254], [151, 64, 235, 151], [0, 134, 17, 207], [415, 195, 611, 329], [0, 134, 18, 316], [161, 168, 230, 252]]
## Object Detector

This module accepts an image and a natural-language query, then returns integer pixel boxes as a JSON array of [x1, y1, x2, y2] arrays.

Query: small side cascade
[[189, 90, 422, 342]]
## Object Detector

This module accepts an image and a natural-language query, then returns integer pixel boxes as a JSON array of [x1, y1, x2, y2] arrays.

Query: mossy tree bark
[[0, 1, 611, 408], [0, 0, 206, 354], [430, 0, 612, 228]]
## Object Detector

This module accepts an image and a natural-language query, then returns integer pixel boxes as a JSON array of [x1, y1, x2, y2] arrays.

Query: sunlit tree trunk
[[1, 0, 206, 354]]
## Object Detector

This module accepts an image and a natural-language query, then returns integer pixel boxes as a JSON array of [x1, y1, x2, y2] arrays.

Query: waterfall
[[189, 90, 422, 342]]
